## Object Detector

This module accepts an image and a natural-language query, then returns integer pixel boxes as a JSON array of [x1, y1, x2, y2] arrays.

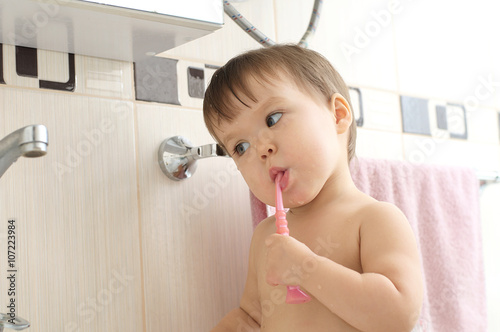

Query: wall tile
[[2, 44, 75, 92], [74, 55, 134, 99], [406, 97, 470, 140], [358, 88, 401, 132], [349, 87, 364, 126], [467, 107, 500, 144], [403, 134, 500, 172], [0, 87, 143, 331], [134, 58, 215, 109], [435, 105, 448, 130], [1, 44, 133, 97], [38, 49, 69, 83], [446, 104, 467, 139], [177, 59, 205, 109], [135, 56, 179, 105], [2, 44, 38, 89], [356, 128, 404, 160], [16, 46, 37, 78], [204, 64, 219, 89], [135, 103, 252, 331], [427, 99, 451, 140], [187, 67, 204, 98], [0, 44, 4, 84], [400, 95, 431, 135]]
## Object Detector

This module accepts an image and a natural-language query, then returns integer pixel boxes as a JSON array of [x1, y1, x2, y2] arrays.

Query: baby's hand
[[264, 234, 315, 287]]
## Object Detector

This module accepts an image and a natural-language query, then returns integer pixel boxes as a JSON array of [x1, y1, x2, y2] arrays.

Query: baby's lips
[[269, 167, 284, 182], [269, 167, 289, 189], [279, 170, 289, 190]]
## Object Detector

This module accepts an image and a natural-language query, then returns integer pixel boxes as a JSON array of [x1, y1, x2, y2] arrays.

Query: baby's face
[[214, 77, 344, 208]]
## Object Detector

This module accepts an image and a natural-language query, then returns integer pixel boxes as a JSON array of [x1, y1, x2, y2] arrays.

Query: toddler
[[203, 44, 423, 332]]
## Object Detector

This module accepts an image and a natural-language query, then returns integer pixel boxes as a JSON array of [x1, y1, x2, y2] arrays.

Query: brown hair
[[203, 44, 357, 162]]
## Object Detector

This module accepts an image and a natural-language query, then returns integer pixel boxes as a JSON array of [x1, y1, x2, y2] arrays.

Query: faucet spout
[[0, 124, 49, 178]]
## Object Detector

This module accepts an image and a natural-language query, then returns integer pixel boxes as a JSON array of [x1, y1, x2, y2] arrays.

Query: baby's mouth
[[269, 167, 289, 190]]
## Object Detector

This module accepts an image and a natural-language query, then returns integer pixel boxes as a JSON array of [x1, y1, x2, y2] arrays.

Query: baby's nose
[[260, 147, 274, 160], [259, 143, 278, 160], [255, 129, 276, 160]]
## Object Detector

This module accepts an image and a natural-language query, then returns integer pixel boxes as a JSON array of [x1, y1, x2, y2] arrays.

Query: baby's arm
[[210, 219, 264, 332], [307, 202, 422, 331], [266, 202, 423, 332]]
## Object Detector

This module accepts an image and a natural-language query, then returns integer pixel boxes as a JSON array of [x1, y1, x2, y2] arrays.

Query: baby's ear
[[329, 93, 352, 134]]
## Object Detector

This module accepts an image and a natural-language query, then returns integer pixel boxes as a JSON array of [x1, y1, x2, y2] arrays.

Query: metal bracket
[[158, 136, 228, 181]]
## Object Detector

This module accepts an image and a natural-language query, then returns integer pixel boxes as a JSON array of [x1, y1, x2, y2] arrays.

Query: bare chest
[[255, 216, 363, 331], [291, 215, 362, 271]]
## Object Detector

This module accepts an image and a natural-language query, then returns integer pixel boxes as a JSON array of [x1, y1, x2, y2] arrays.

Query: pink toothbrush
[[275, 172, 311, 304]]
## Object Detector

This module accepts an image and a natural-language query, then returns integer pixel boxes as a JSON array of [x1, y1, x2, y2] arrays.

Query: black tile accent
[[134, 56, 180, 105], [39, 53, 76, 92], [187, 66, 204, 99], [16, 46, 38, 78], [13, 45, 76, 92], [349, 87, 364, 127], [436, 105, 448, 130], [400, 95, 431, 135], [0, 44, 5, 84], [447, 103, 468, 140]]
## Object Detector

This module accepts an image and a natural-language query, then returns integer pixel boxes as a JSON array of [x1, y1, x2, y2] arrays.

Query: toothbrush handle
[[275, 210, 289, 236], [275, 209, 311, 304]]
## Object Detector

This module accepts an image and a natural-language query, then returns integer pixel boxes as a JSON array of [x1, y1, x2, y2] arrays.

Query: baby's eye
[[266, 112, 283, 127], [234, 142, 250, 156]]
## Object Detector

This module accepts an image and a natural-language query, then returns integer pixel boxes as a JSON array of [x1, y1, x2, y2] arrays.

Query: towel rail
[[477, 170, 500, 184]]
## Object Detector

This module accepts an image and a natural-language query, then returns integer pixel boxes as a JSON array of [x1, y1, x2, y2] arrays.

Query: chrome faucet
[[0, 125, 44, 330], [0, 313, 30, 331], [0, 125, 48, 179]]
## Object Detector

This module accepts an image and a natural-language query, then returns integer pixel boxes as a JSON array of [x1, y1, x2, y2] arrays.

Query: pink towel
[[250, 157, 487, 331]]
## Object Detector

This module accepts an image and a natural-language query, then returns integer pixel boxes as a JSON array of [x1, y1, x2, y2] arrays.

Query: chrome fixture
[[0, 313, 30, 331], [477, 170, 500, 183], [158, 135, 228, 181], [0, 125, 46, 329], [0, 125, 48, 179]]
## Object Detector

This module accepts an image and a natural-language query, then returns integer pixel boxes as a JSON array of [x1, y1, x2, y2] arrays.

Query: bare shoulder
[[357, 200, 409, 227], [357, 200, 423, 301], [252, 215, 276, 246], [357, 200, 417, 259]]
